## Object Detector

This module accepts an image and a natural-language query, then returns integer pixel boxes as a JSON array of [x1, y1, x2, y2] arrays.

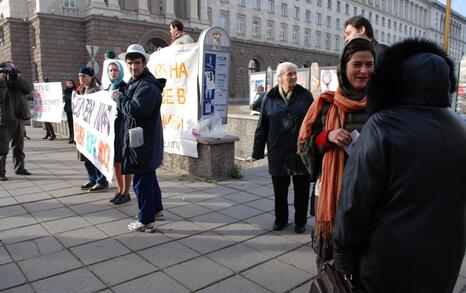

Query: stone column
[[199, 0, 209, 24], [188, 0, 199, 22], [165, 0, 176, 19], [138, 0, 149, 14]]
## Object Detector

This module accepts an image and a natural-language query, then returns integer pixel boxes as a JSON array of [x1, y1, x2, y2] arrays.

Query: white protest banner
[[32, 82, 64, 122], [147, 43, 199, 158], [72, 90, 116, 181]]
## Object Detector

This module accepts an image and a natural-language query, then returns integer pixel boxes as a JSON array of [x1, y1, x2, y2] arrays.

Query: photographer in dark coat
[[113, 44, 166, 232], [333, 39, 466, 293], [0, 61, 33, 181], [252, 62, 313, 234]]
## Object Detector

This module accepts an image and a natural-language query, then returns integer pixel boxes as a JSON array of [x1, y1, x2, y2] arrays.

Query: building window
[[64, 0, 76, 7], [305, 10, 311, 23], [369, 12, 372, 22], [336, 18, 340, 29], [335, 34, 340, 51], [268, 0, 274, 13], [375, 14, 379, 25], [294, 7, 300, 19], [381, 31, 385, 42], [325, 32, 331, 49], [388, 19, 391, 29], [281, 3, 288, 16], [336, 1, 341, 12], [327, 15, 331, 28], [293, 26, 300, 44], [345, 4, 349, 15], [327, 0, 332, 9], [253, 0, 261, 10], [353, 6, 357, 15], [236, 14, 245, 35], [382, 17, 385, 27], [387, 33, 391, 43], [252, 18, 261, 38], [280, 23, 288, 41], [317, 13, 322, 25], [219, 11, 230, 32], [317, 0, 322, 6], [304, 29, 310, 46], [316, 30, 322, 47], [237, 0, 245, 6], [267, 21, 274, 39]]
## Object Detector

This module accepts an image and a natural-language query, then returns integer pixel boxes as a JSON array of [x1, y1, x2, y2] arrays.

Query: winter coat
[[171, 33, 194, 45], [116, 68, 165, 174], [252, 84, 313, 176], [333, 39, 466, 293], [0, 76, 33, 126], [63, 87, 74, 113]]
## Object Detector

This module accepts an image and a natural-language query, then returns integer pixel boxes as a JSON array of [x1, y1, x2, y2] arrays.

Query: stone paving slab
[[0, 126, 464, 293]]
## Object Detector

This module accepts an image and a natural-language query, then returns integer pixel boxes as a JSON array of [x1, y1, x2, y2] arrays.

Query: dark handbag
[[309, 262, 362, 293]]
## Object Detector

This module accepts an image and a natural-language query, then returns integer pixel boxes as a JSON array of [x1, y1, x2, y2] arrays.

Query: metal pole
[[444, 0, 452, 51]]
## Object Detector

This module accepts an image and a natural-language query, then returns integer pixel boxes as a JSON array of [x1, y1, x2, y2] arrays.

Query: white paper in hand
[[343, 129, 360, 156]]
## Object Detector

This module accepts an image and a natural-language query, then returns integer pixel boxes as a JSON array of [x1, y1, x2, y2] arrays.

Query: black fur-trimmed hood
[[366, 38, 457, 115]]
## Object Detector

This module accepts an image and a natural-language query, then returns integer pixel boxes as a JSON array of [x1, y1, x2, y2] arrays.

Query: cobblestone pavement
[[0, 126, 465, 293]]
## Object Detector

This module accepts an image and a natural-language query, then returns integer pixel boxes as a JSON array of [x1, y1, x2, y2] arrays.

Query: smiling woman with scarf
[[298, 37, 376, 270], [106, 62, 131, 205]]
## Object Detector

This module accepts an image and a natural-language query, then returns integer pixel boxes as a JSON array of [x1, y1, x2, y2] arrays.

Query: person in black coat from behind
[[333, 38, 466, 293], [63, 79, 76, 143], [252, 62, 314, 234]]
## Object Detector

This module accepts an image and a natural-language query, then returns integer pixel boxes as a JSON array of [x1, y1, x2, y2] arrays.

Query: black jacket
[[333, 39, 466, 293], [252, 84, 313, 176], [116, 68, 165, 174]]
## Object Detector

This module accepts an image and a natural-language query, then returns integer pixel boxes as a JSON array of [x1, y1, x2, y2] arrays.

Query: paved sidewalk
[[0, 126, 465, 293]]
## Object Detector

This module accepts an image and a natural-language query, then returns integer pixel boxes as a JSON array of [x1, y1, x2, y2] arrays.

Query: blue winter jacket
[[116, 67, 165, 174]]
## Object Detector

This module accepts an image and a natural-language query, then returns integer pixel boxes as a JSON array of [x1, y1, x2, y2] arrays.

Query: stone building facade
[[0, 0, 464, 101]]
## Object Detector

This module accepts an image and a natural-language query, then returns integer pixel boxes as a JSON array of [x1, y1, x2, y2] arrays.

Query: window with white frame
[[237, 0, 245, 6], [294, 7, 300, 19], [345, 4, 349, 15], [336, 1, 341, 12], [219, 11, 230, 32], [293, 26, 300, 43], [327, 0, 332, 9], [252, 18, 261, 37], [267, 20, 275, 39], [316, 30, 322, 47], [207, 8, 212, 25], [317, 13, 322, 25], [280, 23, 288, 41], [281, 3, 288, 16], [253, 0, 261, 10], [236, 14, 246, 35], [327, 15, 331, 28], [305, 10, 311, 23], [304, 29, 311, 46], [325, 32, 331, 49], [64, 0, 76, 7], [317, 0, 322, 6], [268, 0, 274, 13], [336, 18, 340, 29], [335, 35, 340, 51], [353, 6, 357, 15], [369, 12, 372, 21]]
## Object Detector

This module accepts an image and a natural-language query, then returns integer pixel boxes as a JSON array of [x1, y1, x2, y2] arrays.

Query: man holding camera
[[0, 61, 33, 181]]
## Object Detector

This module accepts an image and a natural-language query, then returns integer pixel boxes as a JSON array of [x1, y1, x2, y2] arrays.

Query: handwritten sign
[[32, 82, 64, 122], [72, 90, 116, 181], [147, 44, 199, 158]]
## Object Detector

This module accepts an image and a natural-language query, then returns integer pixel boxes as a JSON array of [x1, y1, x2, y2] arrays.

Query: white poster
[[72, 91, 116, 181], [147, 44, 199, 158], [249, 72, 266, 105], [32, 82, 64, 122]]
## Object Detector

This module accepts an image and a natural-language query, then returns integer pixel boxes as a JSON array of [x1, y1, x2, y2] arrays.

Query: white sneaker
[[127, 221, 155, 233], [155, 211, 166, 221]]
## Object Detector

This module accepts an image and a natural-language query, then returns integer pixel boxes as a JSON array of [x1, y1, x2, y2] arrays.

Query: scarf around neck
[[298, 87, 367, 246]]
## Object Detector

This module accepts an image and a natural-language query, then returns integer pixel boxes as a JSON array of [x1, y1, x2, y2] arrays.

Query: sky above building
[[438, 0, 466, 17]]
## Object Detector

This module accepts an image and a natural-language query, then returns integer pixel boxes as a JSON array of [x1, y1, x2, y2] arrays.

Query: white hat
[[118, 44, 150, 62]]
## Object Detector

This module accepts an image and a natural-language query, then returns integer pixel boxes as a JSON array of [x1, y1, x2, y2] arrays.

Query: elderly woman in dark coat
[[252, 62, 313, 234], [333, 39, 466, 293], [298, 38, 376, 269]]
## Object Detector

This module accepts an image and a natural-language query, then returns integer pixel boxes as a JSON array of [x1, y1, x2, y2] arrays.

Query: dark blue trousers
[[133, 170, 163, 224], [84, 159, 108, 187]]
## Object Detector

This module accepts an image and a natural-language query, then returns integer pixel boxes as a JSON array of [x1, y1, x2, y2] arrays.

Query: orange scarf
[[298, 87, 367, 246]]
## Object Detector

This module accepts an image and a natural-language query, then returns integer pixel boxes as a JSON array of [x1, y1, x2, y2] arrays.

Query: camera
[[0, 66, 17, 82]]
